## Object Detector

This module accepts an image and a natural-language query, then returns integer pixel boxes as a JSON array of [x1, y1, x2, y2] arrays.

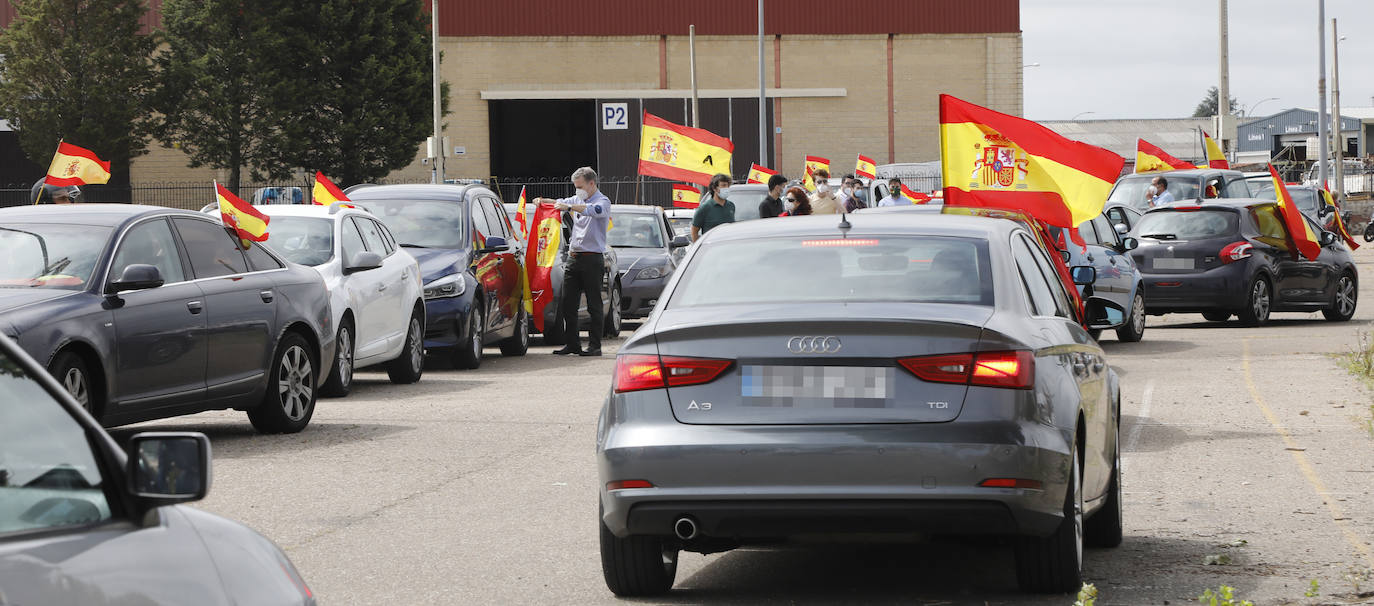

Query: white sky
[[1023, 0, 1374, 120]]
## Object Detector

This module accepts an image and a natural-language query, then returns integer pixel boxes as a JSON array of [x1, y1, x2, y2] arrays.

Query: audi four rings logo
[[787, 336, 842, 354]]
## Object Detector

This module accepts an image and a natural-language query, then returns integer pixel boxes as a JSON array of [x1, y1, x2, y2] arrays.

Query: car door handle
[[187, 300, 203, 314], [377, 283, 388, 292], [259, 290, 274, 303]]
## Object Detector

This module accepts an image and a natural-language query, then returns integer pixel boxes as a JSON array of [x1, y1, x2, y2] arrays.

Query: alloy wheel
[[471, 311, 483, 359], [1131, 294, 1145, 334], [1337, 276, 1356, 317], [64, 367, 89, 410], [337, 327, 353, 389], [1072, 455, 1084, 570], [1252, 281, 1270, 320], [278, 345, 314, 421], [407, 318, 424, 372]]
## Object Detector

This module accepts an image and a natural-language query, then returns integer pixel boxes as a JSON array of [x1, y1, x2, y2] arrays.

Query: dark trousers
[[559, 252, 605, 351]]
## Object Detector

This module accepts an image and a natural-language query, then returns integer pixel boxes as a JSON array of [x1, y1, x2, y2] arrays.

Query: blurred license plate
[[1153, 258, 1194, 269], [741, 365, 893, 408]]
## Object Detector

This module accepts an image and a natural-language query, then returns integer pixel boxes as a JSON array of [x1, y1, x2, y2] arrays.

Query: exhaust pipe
[[673, 516, 699, 541]]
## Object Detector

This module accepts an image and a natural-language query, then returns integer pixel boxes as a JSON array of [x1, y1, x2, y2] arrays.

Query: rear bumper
[[1139, 262, 1250, 313], [598, 412, 1071, 540]]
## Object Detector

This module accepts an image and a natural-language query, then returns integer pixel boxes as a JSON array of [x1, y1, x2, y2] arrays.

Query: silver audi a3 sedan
[[596, 213, 1122, 596]]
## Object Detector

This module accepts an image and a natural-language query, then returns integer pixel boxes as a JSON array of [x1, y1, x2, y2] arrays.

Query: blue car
[[1051, 211, 1146, 342], [347, 184, 528, 369]]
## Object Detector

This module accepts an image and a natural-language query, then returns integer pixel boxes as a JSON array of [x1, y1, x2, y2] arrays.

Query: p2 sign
[[602, 103, 628, 130]]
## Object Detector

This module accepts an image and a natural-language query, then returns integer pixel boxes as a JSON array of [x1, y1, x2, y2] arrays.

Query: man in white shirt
[[1148, 175, 1175, 207], [878, 178, 909, 207]]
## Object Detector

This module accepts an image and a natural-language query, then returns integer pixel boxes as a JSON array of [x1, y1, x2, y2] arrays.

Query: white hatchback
[[256, 204, 426, 396]]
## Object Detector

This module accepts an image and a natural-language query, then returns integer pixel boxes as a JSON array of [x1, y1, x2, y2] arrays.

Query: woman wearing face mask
[[782, 186, 812, 216], [691, 173, 736, 242]]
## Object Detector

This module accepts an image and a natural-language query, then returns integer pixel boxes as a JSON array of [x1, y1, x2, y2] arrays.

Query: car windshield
[[352, 199, 465, 249], [1135, 209, 1239, 240], [0, 347, 112, 534], [1107, 176, 1200, 208], [0, 224, 112, 290], [1252, 184, 1321, 213], [264, 217, 335, 266], [669, 236, 993, 308], [608, 213, 664, 248]]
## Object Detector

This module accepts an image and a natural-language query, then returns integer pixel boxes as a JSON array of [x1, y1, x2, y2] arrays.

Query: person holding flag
[[531, 167, 610, 357]]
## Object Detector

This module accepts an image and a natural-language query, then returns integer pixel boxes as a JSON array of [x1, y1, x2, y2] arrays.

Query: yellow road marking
[[1242, 339, 1374, 568]]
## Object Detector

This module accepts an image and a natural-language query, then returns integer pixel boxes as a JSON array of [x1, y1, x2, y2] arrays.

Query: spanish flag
[[1135, 139, 1194, 174], [855, 154, 877, 180], [801, 155, 829, 190], [1267, 164, 1320, 261], [746, 163, 777, 184], [514, 186, 529, 240], [638, 112, 734, 186], [524, 203, 563, 331], [1322, 187, 1360, 250], [1201, 130, 1229, 169], [312, 171, 351, 206], [45, 142, 111, 187], [671, 183, 699, 208], [899, 184, 932, 205], [939, 94, 1123, 230], [216, 181, 269, 245]]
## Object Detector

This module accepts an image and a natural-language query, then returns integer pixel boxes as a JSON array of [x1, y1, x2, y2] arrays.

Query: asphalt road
[[119, 247, 1374, 605]]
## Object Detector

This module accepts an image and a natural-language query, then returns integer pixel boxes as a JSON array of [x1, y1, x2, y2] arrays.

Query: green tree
[[0, 0, 156, 195], [261, 0, 442, 186], [1192, 86, 1239, 118], [151, 0, 304, 194]]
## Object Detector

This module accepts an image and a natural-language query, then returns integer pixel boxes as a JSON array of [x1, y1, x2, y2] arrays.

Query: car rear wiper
[[1141, 233, 1177, 240]]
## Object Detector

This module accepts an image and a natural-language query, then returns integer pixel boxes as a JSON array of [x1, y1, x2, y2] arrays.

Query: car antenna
[[838, 211, 852, 237]]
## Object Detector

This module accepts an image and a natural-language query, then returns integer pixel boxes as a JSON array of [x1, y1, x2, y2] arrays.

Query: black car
[[1107, 168, 1251, 212], [608, 204, 689, 319], [1129, 200, 1358, 325], [501, 202, 623, 344], [0, 334, 315, 605], [347, 184, 528, 369], [0, 204, 335, 433]]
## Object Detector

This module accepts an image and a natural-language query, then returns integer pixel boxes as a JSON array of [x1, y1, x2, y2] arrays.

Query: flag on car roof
[[671, 183, 699, 208], [1321, 187, 1359, 250], [938, 94, 1123, 231], [1266, 164, 1320, 261], [855, 154, 877, 180], [45, 141, 111, 187], [746, 163, 777, 184], [1200, 130, 1229, 169], [514, 186, 529, 240], [312, 171, 352, 206], [801, 155, 829, 191], [1134, 138, 1194, 174], [899, 183, 932, 204], [637, 112, 734, 186], [525, 203, 563, 331], [216, 181, 269, 246]]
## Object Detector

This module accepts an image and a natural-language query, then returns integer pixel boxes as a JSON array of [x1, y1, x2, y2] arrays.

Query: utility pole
[[758, 0, 767, 168], [689, 25, 699, 128], [1217, 0, 1231, 157], [431, 0, 444, 183], [1332, 18, 1344, 200], [1317, 0, 1329, 190]]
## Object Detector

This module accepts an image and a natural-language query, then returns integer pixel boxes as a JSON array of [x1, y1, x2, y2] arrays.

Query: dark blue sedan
[[0, 204, 335, 433]]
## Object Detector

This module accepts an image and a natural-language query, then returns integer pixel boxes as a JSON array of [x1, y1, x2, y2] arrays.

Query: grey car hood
[[613, 248, 669, 273], [0, 288, 77, 314]]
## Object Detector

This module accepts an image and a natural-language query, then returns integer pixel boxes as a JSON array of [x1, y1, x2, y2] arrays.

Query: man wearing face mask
[[758, 174, 788, 218], [809, 168, 840, 215], [1148, 175, 1174, 207], [691, 173, 736, 241], [841, 175, 867, 213], [533, 166, 611, 357]]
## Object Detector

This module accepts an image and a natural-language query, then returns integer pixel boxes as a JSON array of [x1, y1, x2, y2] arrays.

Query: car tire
[[49, 350, 95, 414], [1085, 421, 1123, 548], [499, 308, 530, 356], [247, 332, 317, 434], [454, 306, 483, 370], [1115, 292, 1146, 343], [1323, 273, 1357, 322], [386, 310, 425, 384], [599, 506, 677, 597], [1237, 275, 1271, 327], [603, 286, 622, 338], [320, 320, 354, 398], [1201, 311, 1231, 322], [541, 304, 567, 346], [1015, 445, 1083, 593]]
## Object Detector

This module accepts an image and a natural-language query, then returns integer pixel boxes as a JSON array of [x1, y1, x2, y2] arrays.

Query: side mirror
[[1059, 250, 1071, 263], [106, 264, 164, 294], [1071, 265, 1097, 285], [1319, 204, 1336, 218], [344, 251, 383, 274], [1085, 297, 1127, 330], [1114, 223, 1129, 235], [127, 432, 211, 507], [1121, 237, 1139, 251], [670, 235, 690, 248], [478, 236, 509, 254]]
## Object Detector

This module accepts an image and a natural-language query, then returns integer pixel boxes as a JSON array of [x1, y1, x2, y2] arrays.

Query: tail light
[[614, 354, 732, 393], [1219, 241, 1253, 264], [899, 350, 1034, 390]]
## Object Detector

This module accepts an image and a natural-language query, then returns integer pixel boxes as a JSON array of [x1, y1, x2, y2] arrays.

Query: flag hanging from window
[[1134, 139, 1194, 173], [312, 171, 352, 206], [216, 181, 269, 246]]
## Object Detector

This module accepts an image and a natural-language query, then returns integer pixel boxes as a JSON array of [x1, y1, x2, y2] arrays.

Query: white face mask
[[817, 182, 832, 194], [716, 187, 729, 199], [1147, 186, 1158, 196], [785, 200, 797, 212], [575, 188, 590, 201]]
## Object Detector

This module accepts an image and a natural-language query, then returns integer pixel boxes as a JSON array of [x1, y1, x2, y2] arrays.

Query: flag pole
[[37, 139, 64, 203], [757, 0, 767, 169], [689, 24, 699, 128], [1316, 0, 1329, 191]]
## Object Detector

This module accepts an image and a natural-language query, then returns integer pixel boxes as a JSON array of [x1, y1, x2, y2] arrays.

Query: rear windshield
[[266, 216, 334, 266], [1108, 176, 1200, 208], [1135, 209, 1239, 240], [668, 236, 993, 308], [1251, 184, 1321, 213]]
